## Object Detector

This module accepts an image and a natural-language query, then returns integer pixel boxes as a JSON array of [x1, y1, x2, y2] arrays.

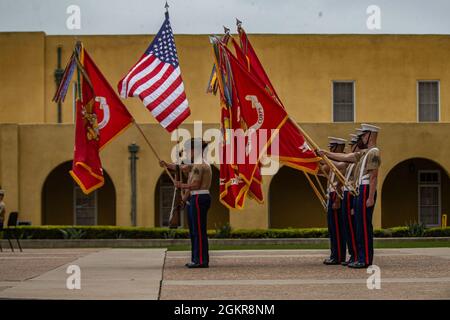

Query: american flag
[[118, 11, 190, 132]]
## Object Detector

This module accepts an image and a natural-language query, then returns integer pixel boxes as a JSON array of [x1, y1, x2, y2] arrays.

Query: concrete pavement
[[0, 249, 166, 299], [160, 248, 450, 299], [1, 248, 449, 299]]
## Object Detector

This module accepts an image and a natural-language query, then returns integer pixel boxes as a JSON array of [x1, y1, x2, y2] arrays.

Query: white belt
[[190, 190, 210, 195], [344, 185, 357, 192], [361, 174, 370, 185]]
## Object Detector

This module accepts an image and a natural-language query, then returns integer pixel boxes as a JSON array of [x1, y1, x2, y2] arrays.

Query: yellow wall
[[1, 32, 450, 229], [0, 33, 45, 123]]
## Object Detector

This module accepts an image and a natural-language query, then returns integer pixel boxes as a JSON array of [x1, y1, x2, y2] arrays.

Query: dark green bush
[[60, 228, 87, 239], [423, 227, 450, 237], [215, 223, 232, 238], [406, 221, 426, 237]]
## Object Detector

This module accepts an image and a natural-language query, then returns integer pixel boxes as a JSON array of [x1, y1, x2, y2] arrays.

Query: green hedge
[[2, 225, 450, 240], [7, 226, 191, 240]]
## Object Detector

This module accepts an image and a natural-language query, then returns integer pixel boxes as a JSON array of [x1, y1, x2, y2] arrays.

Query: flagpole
[[72, 81, 77, 122], [303, 172, 327, 211], [132, 120, 175, 183], [287, 117, 349, 191], [314, 171, 327, 198]]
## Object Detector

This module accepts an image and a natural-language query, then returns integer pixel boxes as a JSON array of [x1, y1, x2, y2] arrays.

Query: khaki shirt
[[188, 163, 212, 190], [354, 147, 381, 182]]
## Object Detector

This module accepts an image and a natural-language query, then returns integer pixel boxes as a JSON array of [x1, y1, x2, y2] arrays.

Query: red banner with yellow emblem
[[69, 46, 133, 194]]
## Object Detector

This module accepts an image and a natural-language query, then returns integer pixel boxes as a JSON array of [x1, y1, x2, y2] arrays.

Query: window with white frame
[[418, 81, 439, 122], [418, 170, 441, 227], [333, 81, 354, 122]]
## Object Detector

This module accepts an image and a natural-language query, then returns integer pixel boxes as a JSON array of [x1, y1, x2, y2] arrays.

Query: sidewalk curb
[[1, 237, 449, 248]]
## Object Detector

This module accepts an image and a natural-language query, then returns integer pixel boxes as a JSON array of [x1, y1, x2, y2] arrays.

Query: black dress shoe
[[323, 258, 340, 265], [341, 259, 355, 266], [348, 261, 368, 269], [187, 262, 209, 268]]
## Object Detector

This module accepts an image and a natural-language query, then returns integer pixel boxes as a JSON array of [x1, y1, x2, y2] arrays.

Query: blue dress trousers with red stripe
[[187, 193, 211, 265], [342, 190, 358, 263], [327, 191, 346, 263], [354, 185, 377, 266]]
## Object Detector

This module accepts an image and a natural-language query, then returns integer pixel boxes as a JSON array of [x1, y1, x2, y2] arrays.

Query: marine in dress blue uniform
[[323, 137, 347, 265], [340, 134, 360, 266], [349, 124, 381, 268], [319, 124, 381, 269]]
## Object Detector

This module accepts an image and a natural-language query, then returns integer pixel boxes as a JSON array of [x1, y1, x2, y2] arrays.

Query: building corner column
[[0, 124, 20, 218]]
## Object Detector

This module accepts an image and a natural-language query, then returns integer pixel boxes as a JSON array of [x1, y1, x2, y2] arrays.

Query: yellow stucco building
[[0, 32, 449, 229]]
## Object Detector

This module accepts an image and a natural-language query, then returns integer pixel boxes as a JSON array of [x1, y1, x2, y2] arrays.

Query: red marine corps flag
[[223, 45, 320, 177], [210, 34, 263, 209], [54, 43, 133, 194], [209, 22, 322, 209], [233, 23, 320, 173]]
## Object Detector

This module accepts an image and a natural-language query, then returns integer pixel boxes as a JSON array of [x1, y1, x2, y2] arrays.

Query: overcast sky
[[0, 0, 449, 35]]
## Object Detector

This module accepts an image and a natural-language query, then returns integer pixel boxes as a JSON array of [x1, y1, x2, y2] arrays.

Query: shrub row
[[2, 225, 449, 240]]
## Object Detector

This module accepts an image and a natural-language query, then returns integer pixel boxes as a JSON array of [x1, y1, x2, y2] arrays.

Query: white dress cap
[[328, 136, 347, 145], [361, 123, 380, 133]]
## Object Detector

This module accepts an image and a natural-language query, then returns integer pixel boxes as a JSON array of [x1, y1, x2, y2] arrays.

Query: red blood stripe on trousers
[[164, 107, 191, 133], [363, 186, 369, 265], [333, 193, 341, 262], [147, 76, 183, 112], [195, 195, 203, 265], [347, 194, 358, 260], [138, 65, 174, 102]]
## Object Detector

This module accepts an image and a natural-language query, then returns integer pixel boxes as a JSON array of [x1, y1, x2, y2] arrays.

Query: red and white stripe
[[118, 55, 190, 132]]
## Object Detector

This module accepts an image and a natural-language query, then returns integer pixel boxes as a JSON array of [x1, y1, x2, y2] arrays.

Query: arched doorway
[[41, 161, 116, 225], [382, 158, 450, 228], [154, 166, 229, 229], [269, 166, 327, 228]]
